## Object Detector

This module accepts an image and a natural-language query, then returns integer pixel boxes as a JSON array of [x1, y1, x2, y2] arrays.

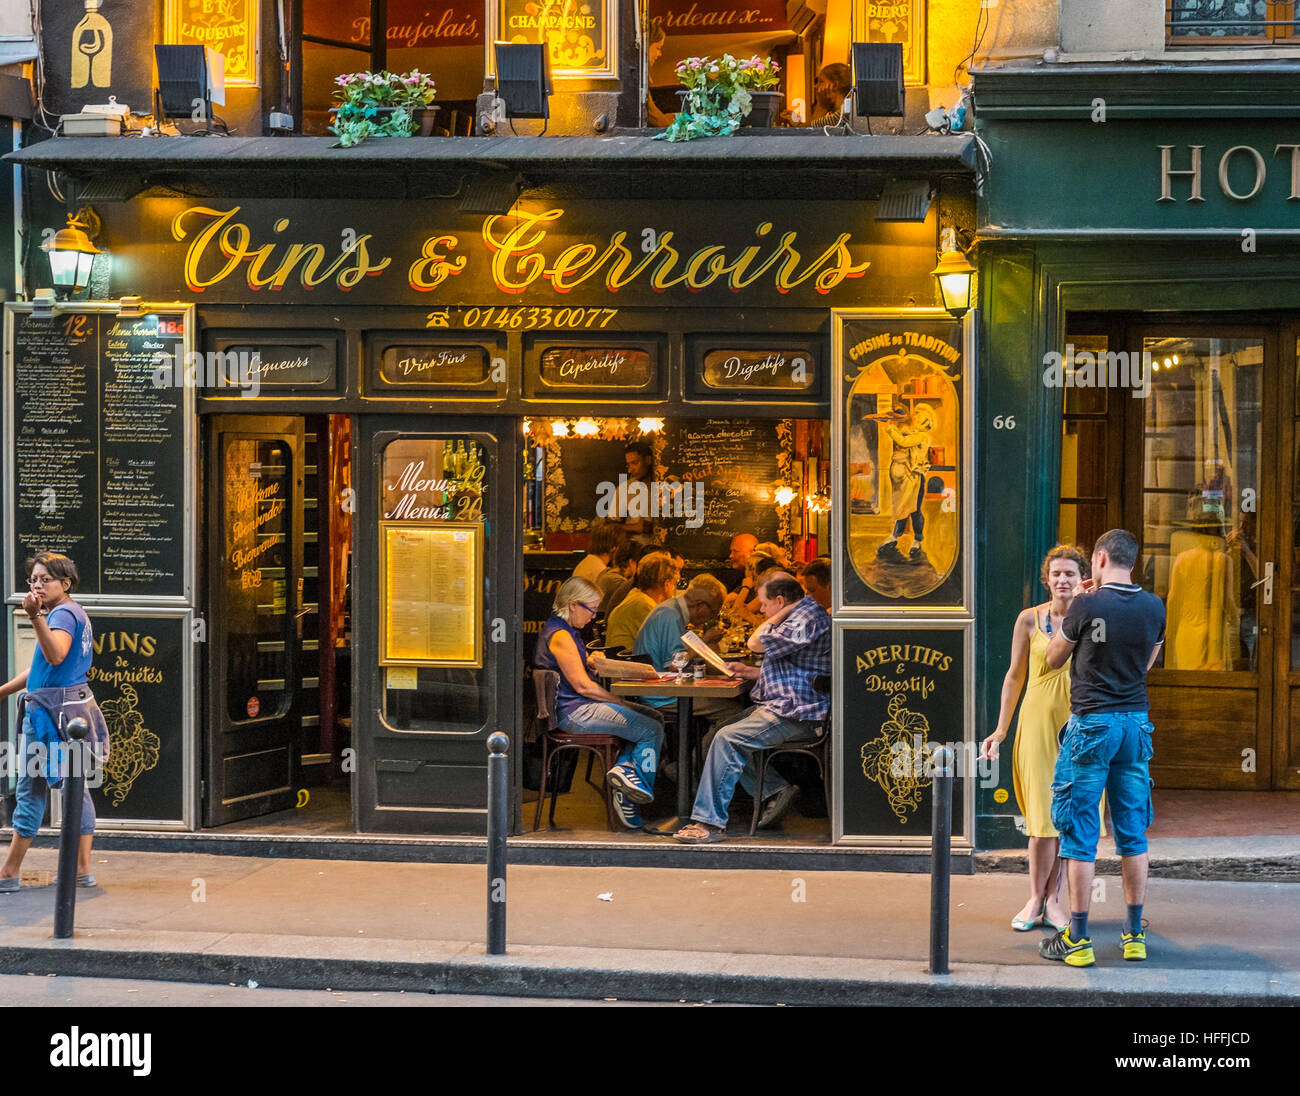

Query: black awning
[[5, 132, 978, 201]]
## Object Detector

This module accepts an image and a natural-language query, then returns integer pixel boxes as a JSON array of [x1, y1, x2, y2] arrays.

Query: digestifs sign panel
[[838, 624, 968, 840], [9, 310, 188, 599]]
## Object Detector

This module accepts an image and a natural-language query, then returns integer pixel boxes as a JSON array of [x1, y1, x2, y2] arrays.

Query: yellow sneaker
[[1040, 928, 1095, 967], [1121, 929, 1147, 961]]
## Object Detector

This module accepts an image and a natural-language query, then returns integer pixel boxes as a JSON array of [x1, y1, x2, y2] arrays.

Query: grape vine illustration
[[860, 693, 932, 822], [100, 683, 161, 806]]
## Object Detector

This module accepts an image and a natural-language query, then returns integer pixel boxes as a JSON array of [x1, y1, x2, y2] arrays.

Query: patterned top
[[750, 595, 831, 722]]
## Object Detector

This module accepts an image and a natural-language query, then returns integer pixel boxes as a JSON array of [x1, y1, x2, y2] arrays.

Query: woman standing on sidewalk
[[0, 552, 108, 893], [980, 545, 1101, 932]]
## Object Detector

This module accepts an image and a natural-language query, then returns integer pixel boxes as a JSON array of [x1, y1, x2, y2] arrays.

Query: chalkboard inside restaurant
[[7, 307, 190, 599], [837, 623, 970, 841], [660, 419, 790, 562], [541, 418, 792, 561]]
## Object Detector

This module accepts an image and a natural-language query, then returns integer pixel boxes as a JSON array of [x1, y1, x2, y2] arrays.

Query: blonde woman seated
[[534, 577, 663, 829]]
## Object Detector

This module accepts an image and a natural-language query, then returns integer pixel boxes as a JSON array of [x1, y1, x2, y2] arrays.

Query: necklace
[[1042, 609, 1053, 636]]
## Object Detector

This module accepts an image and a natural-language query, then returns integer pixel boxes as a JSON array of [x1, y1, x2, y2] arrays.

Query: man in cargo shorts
[[1042, 529, 1166, 967]]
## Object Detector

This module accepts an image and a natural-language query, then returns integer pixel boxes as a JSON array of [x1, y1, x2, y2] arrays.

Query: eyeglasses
[[28, 575, 62, 586], [580, 602, 601, 615]]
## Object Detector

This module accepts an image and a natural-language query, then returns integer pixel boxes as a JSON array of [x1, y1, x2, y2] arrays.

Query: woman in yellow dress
[[981, 545, 1102, 932]]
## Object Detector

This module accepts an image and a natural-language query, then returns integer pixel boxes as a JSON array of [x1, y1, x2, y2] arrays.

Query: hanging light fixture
[[42, 209, 103, 297], [550, 419, 570, 437], [574, 418, 600, 437], [774, 485, 797, 507], [637, 417, 665, 434], [931, 227, 975, 319]]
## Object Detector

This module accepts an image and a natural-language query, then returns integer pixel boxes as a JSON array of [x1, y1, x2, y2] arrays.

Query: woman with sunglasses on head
[[534, 577, 664, 830], [0, 552, 109, 893]]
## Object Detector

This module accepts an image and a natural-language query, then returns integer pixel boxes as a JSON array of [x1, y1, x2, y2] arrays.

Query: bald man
[[728, 534, 758, 570]]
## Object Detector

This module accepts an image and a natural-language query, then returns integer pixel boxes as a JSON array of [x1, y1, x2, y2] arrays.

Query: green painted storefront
[[973, 64, 1300, 848]]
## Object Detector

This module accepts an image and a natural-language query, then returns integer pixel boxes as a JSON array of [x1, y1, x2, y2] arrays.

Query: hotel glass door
[[1061, 318, 1300, 790]]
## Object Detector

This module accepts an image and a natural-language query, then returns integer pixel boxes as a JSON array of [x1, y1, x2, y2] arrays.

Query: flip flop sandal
[[673, 823, 725, 844]]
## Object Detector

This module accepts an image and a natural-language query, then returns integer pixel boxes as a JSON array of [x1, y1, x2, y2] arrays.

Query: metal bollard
[[929, 745, 954, 975], [53, 717, 90, 940], [486, 732, 509, 956]]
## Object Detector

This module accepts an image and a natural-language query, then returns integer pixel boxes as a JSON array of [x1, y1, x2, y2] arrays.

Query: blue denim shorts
[[1050, 710, 1154, 862]]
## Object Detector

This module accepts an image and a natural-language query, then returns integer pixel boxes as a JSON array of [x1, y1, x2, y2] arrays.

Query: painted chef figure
[[876, 402, 936, 564]]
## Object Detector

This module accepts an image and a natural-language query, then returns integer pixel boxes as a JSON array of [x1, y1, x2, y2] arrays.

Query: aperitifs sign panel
[[102, 199, 939, 309]]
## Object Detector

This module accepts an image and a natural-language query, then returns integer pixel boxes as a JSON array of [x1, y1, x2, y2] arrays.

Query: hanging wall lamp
[[42, 208, 102, 297], [931, 227, 975, 319]]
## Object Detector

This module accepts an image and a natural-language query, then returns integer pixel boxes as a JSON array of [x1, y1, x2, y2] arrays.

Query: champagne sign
[[499, 0, 611, 75]]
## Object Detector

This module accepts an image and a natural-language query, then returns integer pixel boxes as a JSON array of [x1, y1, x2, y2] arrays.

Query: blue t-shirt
[[533, 614, 591, 722], [28, 601, 93, 689]]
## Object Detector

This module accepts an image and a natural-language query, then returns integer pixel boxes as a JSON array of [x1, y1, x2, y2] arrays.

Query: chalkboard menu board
[[6, 307, 192, 600], [660, 419, 791, 562], [837, 623, 970, 842]]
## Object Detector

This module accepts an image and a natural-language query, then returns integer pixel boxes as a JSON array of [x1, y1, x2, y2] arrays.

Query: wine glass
[[670, 649, 689, 681]]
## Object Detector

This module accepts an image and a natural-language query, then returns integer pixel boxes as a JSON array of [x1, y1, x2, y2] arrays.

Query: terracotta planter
[[743, 91, 784, 127]]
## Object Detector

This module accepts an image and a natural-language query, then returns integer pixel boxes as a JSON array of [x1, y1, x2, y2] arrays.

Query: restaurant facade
[[2, 0, 994, 853], [971, 60, 1300, 846]]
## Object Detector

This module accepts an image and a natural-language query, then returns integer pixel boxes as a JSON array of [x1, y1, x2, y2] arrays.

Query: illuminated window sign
[[165, 0, 260, 87], [494, 0, 617, 78], [854, 0, 926, 88]]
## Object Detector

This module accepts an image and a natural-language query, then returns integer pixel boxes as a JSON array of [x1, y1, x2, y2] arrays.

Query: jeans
[[559, 702, 665, 792], [690, 705, 820, 829], [1051, 710, 1153, 862], [12, 720, 96, 839]]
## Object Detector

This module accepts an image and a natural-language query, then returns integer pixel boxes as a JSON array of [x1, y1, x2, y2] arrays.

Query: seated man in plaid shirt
[[674, 573, 830, 843]]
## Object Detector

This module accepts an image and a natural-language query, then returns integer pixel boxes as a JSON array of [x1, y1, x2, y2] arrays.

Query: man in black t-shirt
[[1042, 529, 1166, 968]]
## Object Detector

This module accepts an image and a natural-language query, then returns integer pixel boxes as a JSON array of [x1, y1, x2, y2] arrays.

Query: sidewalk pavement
[[1, 848, 1296, 1005]]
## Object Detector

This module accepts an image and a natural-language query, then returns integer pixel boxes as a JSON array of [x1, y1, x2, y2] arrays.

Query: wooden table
[[609, 676, 747, 833]]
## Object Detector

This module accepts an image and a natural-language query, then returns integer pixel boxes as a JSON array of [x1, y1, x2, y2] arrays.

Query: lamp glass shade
[[930, 249, 975, 318], [47, 248, 82, 288]]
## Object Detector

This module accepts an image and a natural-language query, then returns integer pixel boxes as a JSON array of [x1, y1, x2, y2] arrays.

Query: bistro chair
[[747, 675, 832, 836], [532, 668, 622, 832]]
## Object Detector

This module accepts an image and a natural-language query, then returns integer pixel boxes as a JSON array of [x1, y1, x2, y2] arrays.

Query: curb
[[1, 942, 1296, 1006], [975, 851, 1300, 884]]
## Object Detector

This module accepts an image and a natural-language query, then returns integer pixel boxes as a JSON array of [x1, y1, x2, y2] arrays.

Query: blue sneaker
[[611, 790, 643, 829], [606, 763, 652, 805]]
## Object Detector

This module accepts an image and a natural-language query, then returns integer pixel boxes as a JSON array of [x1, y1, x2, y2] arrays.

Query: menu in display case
[[380, 521, 483, 667]]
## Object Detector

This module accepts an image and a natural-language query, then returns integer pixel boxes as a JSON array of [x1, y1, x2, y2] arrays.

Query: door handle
[[1250, 561, 1273, 605]]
